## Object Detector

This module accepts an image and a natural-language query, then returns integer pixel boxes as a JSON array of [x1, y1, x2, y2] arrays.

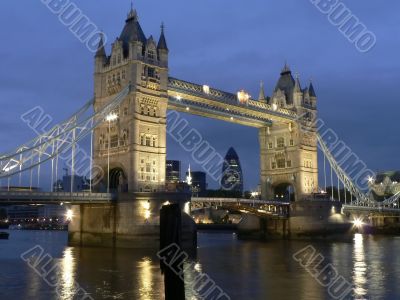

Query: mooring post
[[160, 204, 185, 300]]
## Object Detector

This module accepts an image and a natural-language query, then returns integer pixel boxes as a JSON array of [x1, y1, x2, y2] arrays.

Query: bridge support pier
[[237, 214, 290, 240], [68, 193, 197, 250]]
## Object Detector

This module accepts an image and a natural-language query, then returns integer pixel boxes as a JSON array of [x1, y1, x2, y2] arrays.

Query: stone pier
[[68, 192, 197, 250]]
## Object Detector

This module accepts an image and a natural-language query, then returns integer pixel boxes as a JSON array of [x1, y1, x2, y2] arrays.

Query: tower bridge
[[0, 7, 400, 246]]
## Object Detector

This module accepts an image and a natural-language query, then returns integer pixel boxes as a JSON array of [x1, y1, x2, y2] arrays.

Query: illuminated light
[[186, 107, 190, 111], [65, 209, 73, 221], [352, 218, 364, 228], [162, 201, 170, 206], [106, 113, 118, 122], [230, 117, 234, 120], [183, 202, 190, 214], [186, 165, 192, 185], [142, 201, 151, 220], [202, 85, 210, 94], [194, 263, 202, 272], [176, 95, 182, 101], [367, 176, 374, 183], [272, 103, 278, 111], [60, 202, 64, 206], [321, 190, 326, 194], [237, 89, 250, 104], [3, 166, 16, 172]]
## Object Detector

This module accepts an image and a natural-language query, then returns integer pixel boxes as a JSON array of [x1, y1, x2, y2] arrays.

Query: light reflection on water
[[1, 231, 400, 299], [59, 247, 75, 300], [137, 257, 154, 300], [352, 234, 367, 299]]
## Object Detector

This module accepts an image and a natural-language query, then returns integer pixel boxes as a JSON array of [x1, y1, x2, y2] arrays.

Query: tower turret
[[258, 81, 267, 102], [157, 23, 169, 67], [293, 73, 303, 108]]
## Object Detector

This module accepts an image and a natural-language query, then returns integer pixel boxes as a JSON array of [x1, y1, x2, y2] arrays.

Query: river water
[[0, 230, 399, 299]]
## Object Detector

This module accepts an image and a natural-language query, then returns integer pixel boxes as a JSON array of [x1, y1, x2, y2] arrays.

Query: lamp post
[[106, 113, 118, 193]]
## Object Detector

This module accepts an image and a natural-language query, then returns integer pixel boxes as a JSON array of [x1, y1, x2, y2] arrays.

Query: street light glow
[[352, 218, 364, 228], [65, 209, 73, 221], [106, 113, 118, 122]]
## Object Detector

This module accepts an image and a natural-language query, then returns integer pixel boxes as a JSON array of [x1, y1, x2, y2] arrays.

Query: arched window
[[140, 135, 144, 145], [140, 105, 145, 115], [145, 136, 151, 146], [152, 137, 156, 147]]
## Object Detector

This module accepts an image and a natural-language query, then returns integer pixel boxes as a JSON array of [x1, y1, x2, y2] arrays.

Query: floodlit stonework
[[93, 9, 168, 193]]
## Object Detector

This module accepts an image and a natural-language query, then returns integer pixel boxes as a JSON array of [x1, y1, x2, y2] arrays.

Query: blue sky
[[0, 0, 399, 191]]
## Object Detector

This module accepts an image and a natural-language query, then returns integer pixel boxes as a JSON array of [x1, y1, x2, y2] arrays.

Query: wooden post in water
[[160, 204, 185, 300]]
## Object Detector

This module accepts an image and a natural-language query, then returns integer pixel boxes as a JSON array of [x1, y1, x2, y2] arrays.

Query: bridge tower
[[93, 8, 169, 192], [259, 65, 318, 201]]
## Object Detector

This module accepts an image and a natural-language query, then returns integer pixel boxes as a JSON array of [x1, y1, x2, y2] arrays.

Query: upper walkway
[[167, 77, 298, 127]]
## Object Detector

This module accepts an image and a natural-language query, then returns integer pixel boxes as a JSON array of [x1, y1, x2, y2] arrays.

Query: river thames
[[1, 230, 400, 299]]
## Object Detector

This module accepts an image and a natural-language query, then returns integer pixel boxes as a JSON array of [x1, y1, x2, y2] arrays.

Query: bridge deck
[[0, 191, 115, 205]]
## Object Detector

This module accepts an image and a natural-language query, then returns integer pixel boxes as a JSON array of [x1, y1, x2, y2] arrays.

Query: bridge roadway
[[0, 191, 115, 205], [191, 197, 290, 218]]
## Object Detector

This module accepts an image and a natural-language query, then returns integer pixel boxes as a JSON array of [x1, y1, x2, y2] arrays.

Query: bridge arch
[[272, 182, 296, 202]]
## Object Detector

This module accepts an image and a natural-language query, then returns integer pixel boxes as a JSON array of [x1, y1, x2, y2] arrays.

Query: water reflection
[[353, 234, 367, 299], [58, 247, 76, 300], [138, 257, 154, 300]]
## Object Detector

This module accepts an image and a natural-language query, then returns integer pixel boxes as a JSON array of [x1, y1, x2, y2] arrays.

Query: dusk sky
[[0, 1, 399, 191]]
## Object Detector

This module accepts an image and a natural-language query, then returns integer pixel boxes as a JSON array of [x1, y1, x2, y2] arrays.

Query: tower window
[[277, 137, 285, 148], [277, 159, 286, 169], [148, 50, 155, 61], [290, 139, 294, 146], [287, 160, 292, 168], [152, 137, 157, 147], [272, 162, 276, 169], [268, 142, 273, 149], [110, 135, 118, 148], [146, 163, 151, 173], [140, 135, 145, 145], [147, 67, 155, 78], [145, 136, 151, 146]]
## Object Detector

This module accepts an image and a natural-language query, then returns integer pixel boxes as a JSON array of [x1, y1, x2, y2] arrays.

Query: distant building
[[166, 160, 181, 183], [54, 175, 89, 192], [221, 147, 243, 194], [186, 170, 207, 197]]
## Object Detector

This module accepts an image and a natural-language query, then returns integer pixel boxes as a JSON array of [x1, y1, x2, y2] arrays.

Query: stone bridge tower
[[93, 8, 168, 192], [259, 64, 318, 201]]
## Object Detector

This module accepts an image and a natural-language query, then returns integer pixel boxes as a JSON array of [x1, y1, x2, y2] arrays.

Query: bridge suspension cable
[[317, 133, 400, 207], [0, 85, 131, 184]]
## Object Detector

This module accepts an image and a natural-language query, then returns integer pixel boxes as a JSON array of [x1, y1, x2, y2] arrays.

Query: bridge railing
[[0, 191, 114, 203]]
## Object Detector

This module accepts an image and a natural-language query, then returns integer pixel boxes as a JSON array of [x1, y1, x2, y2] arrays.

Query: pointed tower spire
[[157, 22, 168, 51], [294, 72, 302, 93], [281, 61, 291, 75], [258, 81, 266, 101], [95, 33, 106, 57], [127, 2, 138, 21], [309, 79, 316, 97]]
